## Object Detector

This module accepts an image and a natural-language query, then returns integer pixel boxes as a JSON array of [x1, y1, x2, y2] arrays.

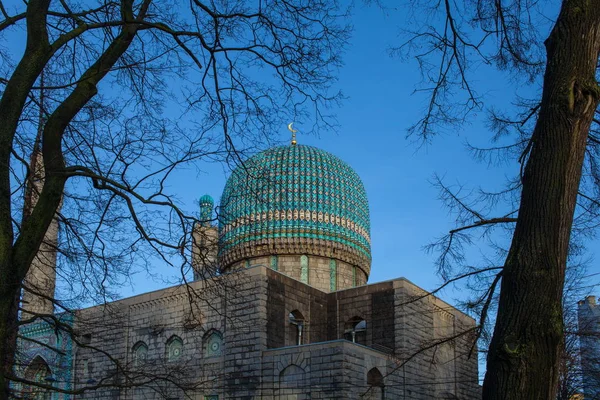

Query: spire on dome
[[288, 122, 298, 146]]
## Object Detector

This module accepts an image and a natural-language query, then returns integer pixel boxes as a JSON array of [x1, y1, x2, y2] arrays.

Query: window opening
[[166, 336, 183, 361], [344, 317, 367, 345], [289, 310, 305, 346], [205, 331, 223, 357], [132, 341, 148, 367]]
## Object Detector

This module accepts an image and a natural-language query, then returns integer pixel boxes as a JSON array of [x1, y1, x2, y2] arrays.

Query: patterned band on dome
[[218, 145, 371, 273]]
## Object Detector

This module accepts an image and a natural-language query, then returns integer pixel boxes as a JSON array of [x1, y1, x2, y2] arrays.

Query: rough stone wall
[[191, 223, 219, 280], [262, 272, 479, 399], [232, 254, 367, 293], [21, 216, 59, 317], [67, 267, 478, 400], [370, 288, 396, 351], [21, 146, 60, 317], [331, 282, 396, 349], [261, 341, 404, 399], [265, 268, 328, 348], [221, 267, 268, 399], [71, 273, 262, 400], [453, 310, 480, 399], [432, 304, 458, 399], [393, 279, 479, 399]]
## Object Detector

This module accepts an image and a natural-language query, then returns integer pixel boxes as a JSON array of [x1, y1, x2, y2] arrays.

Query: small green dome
[[218, 145, 371, 273], [200, 194, 214, 206]]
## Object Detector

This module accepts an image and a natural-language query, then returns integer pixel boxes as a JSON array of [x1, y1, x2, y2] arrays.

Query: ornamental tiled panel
[[218, 145, 371, 273]]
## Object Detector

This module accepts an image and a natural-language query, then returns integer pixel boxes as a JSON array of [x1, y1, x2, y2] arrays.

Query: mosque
[[15, 133, 480, 399]]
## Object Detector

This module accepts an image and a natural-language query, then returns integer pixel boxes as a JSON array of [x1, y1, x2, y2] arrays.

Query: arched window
[[204, 330, 223, 357], [132, 341, 148, 367], [288, 310, 305, 346], [24, 356, 52, 399], [366, 368, 385, 400], [344, 316, 367, 345], [166, 335, 183, 362], [300, 255, 309, 283]]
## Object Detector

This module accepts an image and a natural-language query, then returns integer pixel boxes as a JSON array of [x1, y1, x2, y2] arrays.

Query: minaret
[[21, 88, 60, 316], [192, 195, 218, 280]]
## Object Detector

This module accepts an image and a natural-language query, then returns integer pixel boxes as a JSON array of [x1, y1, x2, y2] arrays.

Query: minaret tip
[[287, 122, 298, 146]]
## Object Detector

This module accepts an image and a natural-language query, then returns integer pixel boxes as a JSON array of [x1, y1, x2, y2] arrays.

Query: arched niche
[[344, 316, 367, 345], [288, 310, 305, 346], [166, 335, 183, 362], [132, 341, 148, 367], [366, 367, 385, 400], [204, 330, 223, 357], [279, 364, 308, 398], [23, 356, 52, 399]]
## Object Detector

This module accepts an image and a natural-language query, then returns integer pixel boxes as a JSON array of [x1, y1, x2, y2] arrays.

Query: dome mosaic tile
[[218, 145, 371, 272]]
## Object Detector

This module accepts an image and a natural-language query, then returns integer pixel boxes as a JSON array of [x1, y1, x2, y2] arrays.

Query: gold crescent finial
[[288, 122, 298, 146]]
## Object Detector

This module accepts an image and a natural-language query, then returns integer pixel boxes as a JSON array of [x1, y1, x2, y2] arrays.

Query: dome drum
[[219, 235, 371, 276], [229, 254, 368, 292], [218, 144, 371, 281]]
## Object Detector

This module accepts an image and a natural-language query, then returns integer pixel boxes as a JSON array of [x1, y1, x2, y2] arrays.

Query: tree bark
[[0, 2, 51, 398], [482, 1, 600, 399]]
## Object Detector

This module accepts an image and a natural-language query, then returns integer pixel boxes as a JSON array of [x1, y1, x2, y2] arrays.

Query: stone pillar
[[192, 195, 219, 280], [21, 146, 59, 317]]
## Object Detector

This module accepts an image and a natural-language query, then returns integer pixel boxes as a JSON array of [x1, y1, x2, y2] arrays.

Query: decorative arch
[[279, 364, 307, 398], [344, 316, 367, 345], [366, 367, 384, 400], [367, 367, 384, 386], [166, 335, 183, 361], [23, 356, 52, 399], [288, 310, 305, 346], [132, 341, 148, 367], [204, 330, 223, 357]]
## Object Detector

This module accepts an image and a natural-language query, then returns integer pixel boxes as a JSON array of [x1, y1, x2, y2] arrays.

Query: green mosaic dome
[[218, 144, 371, 273]]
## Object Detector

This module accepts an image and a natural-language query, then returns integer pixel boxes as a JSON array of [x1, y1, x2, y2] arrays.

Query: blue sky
[[145, 3, 536, 297], [150, 1, 600, 312], [2, 0, 596, 319]]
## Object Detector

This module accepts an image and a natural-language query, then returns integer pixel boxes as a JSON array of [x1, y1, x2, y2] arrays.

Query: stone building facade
[[578, 296, 600, 399], [16, 142, 480, 399]]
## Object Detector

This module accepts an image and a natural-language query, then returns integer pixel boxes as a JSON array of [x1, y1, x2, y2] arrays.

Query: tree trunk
[[482, 1, 600, 399], [0, 283, 23, 400], [0, 2, 51, 399]]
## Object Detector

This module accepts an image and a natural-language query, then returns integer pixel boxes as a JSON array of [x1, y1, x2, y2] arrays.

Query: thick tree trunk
[[0, 2, 51, 399], [482, 1, 600, 399], [0, 2, 143, 398]]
